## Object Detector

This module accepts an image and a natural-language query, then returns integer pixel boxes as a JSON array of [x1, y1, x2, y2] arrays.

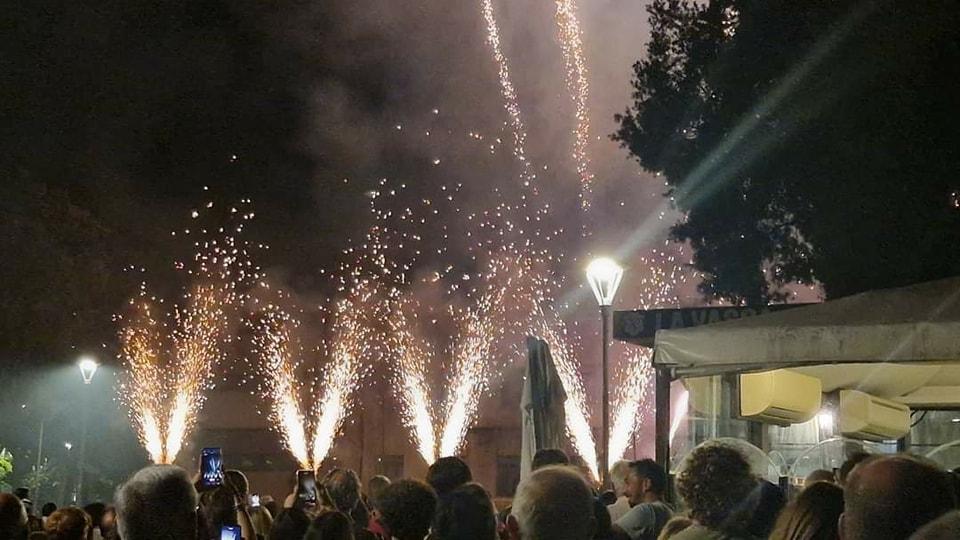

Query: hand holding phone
[[201, 447, 224, 489], [295, 469, 318, 506]]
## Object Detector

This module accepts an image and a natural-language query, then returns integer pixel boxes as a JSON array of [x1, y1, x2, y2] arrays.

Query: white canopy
[[653, 277, 960, 406]]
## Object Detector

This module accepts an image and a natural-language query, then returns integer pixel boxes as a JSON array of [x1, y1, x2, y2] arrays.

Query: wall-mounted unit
[[739, 369, 822, 426], [839, 389, 911, 442]]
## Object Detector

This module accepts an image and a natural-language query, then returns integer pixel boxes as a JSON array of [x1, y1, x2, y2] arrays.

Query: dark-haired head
[[531, 449, 569, 471], [432, 483, 496, 540], [304, 510, 354, 540], [270, 508, 311, 540], [378, 479, 437, 540], [676, 444, 757, 530], [426, 457, 472, 497]]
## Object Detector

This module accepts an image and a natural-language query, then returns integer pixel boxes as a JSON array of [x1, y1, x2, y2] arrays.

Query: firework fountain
[[249, 282, 377, 469], [117, 204, 257, 464]]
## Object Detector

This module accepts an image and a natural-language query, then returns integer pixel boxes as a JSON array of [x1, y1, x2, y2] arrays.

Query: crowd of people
[[1, 444, 959, 540]]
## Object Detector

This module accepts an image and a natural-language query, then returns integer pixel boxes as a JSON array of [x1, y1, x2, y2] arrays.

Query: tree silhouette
[[615, 0, 960, 303]]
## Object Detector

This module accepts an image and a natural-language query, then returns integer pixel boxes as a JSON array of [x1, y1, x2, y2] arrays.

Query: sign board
[[613, 304, 811, 346]]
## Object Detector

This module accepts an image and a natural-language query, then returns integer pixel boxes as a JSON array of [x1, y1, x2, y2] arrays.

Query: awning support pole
[[654, 362, 673, 503], [655, 363, 671, 471]]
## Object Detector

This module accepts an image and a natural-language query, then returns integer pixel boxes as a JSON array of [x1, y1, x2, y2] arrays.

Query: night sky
[[4, 0, 669, 365]]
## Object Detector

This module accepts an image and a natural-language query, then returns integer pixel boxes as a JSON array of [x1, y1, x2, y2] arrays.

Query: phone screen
[[249, 494, 260, 507], [296, 469, 317, 505], [220, 525, 241, 540], [201, 447, 224, 488]]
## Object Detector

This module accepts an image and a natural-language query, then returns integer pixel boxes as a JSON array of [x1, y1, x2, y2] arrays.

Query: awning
[[652, 277, 960, 406]]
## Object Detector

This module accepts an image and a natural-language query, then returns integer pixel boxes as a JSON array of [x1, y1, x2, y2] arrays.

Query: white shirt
[[607, 495, 631, 523]]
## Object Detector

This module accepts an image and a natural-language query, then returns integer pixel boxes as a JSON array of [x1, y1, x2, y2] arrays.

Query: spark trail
[[554, 0, 594, 207], [480, 0, 536, 187]]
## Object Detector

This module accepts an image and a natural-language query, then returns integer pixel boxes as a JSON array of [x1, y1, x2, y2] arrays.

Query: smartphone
[[201, 447, 224, 488], [249, 494, 260, 508], [220, 525, 241, 540], [296, 469, 318, 505]]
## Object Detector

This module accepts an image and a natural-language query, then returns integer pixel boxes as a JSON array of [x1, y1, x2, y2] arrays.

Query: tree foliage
[[615, 0, 960, 303]]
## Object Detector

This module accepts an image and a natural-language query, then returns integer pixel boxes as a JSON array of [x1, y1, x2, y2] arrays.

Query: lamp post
[[586, 257, 624, 489], [76, 357, 98, 503]]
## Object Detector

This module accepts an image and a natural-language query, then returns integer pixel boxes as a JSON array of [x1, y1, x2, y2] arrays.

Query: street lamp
[[76, 356, 98, 503], [78, 357, 98, 384], [586, 257, 624, 489]]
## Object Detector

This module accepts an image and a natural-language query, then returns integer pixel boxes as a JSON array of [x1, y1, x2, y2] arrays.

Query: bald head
[[509, 466, 596, 540], [0, 493, 27, 539], [841, 456, 956, 540]]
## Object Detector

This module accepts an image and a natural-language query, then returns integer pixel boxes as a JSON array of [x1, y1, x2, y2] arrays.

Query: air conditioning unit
[[739, 369, 822, 426], [839, 389, 911, 441]]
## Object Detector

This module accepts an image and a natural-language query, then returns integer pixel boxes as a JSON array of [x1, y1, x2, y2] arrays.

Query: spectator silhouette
[[613, 459, 673, 540], [305, 510, 354, 540], [671, 444, 757, 540], [43, 508, 91, 540], [506, 465, 596, 540], [270, 508, 311, 540], [433, 483, 497, 540], [377, 479, 437, 540], [769, 480, 843, 540], [115, 464, 198, 540], [426, 457, 473, 498], [840, 455, 956, 540], [0, 493, 27, 540]]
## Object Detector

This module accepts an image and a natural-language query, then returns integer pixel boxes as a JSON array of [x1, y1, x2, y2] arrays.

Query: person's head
[[83, 503, 105, 532], [840, 455, 956, 540], [199, 485, 238, 539], [321, 468, 361, 513], [40, 504, 57, 519], [367, 475, 391, 510], [675, 444, 757, 530], [0, 493, 28, 539], [909, 510, 960, 540], [657, 516, 693, 540], [115, 464, 198, 540], [770, 480, 843, 540], [804, 469, 835, 486], [624, 459, 667, 506], [741, 481, 786, 538], [426, 457, 473, 497], [432, 483, 496, 540], [609, 461, 631, 496], [270, 508, 311, 540], [531, 449, 569, 471], [224, 470, 249, 497], [378, 479, 437, 540], [508, 465, 596, 540], [591, 497, 612, 540], [837, 452, 872, 486], [43, 508, 91, 540], [14, 489, 30, 515], [101, 506, 116, 532], [304, 510, 354, 540]]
